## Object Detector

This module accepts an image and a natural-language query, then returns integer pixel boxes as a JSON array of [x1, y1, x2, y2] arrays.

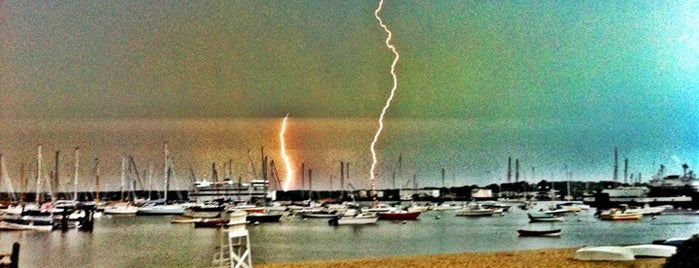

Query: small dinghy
[[517, 228, 561, 237], [624, 244, 676, 258], [575, 246, 635, 261]]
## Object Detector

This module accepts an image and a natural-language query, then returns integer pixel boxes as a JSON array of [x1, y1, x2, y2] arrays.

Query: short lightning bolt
[[280, 113, 293, 191], [370, 0, 399, 193]]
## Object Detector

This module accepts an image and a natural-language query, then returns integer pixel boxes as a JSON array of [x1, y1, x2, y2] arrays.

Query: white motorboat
[[626, 204, 667, 216], [329, 212, 378, 225], [599, 206, 643, 221], [429, 203, 462, 211], [406, 202, 429, 213], [363, 203, 394, 213], [455, 202, 497, 217]]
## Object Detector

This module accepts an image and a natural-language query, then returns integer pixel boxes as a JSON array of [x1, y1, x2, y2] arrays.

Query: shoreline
[[255, 248, 666, 268]]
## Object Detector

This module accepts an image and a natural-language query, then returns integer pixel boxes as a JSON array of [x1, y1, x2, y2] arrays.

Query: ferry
[[588, 165, 699, 209], [188, 179, 274, 202]]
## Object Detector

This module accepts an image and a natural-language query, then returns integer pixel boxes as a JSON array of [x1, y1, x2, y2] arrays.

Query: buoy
[[254, 221, 260, 225], [402, 220, 407, 224], [435, 215, 441, 220]]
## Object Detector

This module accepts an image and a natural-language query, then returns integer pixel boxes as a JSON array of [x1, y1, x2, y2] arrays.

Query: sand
[[255, 248, 666, 268]]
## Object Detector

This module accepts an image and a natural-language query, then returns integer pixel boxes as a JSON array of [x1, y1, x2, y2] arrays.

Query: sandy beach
[[255, 248, 666, 268]]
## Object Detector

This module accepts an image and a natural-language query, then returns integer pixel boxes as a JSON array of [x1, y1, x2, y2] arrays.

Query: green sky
[[1, 0, 698, 187], [2, 0, 698, 124]]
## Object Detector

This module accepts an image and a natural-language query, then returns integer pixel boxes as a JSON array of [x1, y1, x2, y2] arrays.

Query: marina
[[3, 0, 698, 266], [1, 200, 699, 267]]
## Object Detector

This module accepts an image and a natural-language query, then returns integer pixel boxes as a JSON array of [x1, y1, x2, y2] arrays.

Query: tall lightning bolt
[[370, 0, 399, 193], [280, 113, 293, 191]]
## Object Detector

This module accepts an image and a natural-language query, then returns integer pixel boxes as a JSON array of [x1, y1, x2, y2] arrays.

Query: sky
[[3, 0, 697, 120], [1, 1, 698, 189]]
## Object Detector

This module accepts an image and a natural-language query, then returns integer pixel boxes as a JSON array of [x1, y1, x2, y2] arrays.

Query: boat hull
[[527, 213, 564, 222], [300, 212, 340, 219], [517, 229, 561, 237], [0, 218, 54, 231], [575, 246, 635, 261], [246, 213, 283, 223], [193, 218, 227, 228], [329, 215, 379, 225], [136, 204, 185, 215], [599, 213, 642, 221], [377, 211, 421, 220], [455, 209, 495, 217]]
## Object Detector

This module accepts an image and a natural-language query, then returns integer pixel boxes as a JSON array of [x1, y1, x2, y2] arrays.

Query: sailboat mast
[[164, 142, 170, 202], [53, 150, 59, 202], [613, 147, 619, 182], [94, 158, 101, 202], [73, 147, 79, 201], [20, 163, 26, 204], [340, 161, 344, 198], [147, 163, 154, 200], [36, 145, 42, 204], [120, 157, 126, 201], [0, 154, 9, 200]]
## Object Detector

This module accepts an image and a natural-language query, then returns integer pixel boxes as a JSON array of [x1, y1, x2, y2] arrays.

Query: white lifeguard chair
[[211, 210, 252, 268]]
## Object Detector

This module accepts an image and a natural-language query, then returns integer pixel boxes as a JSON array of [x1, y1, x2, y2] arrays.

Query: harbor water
[[2, 205, 699, 267]]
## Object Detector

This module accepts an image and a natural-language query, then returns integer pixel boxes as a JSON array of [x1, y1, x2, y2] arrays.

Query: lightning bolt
[[280, 113, 293, 191], [370, 0, 399, 193]]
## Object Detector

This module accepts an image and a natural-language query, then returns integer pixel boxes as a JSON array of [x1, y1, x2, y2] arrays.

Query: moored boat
[[455, 202, 498, 217], [228, 204, 266, 214], [527, 212, 565, 222], [101, 201, 139, 215], [329, 212, 379, 225], [170, 217, 202, 224], [193, 217, 227, 228], [406, 202, 429, 213], [626, 204, 667, 216], [299, 209, 341, 219], [182, 203, 225, 218], [599, 207, 643, 221], [517, 228, 561, 237], [376, 210, 420, 220], [429, 203, 462, 211], [481, 201, 512, 212], [0, 216, 54, 231], [136, 202, 185, 215], [246, 213, 283, 223]]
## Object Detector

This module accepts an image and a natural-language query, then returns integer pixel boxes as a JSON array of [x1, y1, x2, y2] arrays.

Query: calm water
[[2, 205, 699, 267]]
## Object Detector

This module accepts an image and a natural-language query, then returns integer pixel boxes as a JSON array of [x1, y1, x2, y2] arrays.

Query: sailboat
[[103, 157, 139, 215], [136, 143, 184, 215], [1, 145, 55, 231]]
